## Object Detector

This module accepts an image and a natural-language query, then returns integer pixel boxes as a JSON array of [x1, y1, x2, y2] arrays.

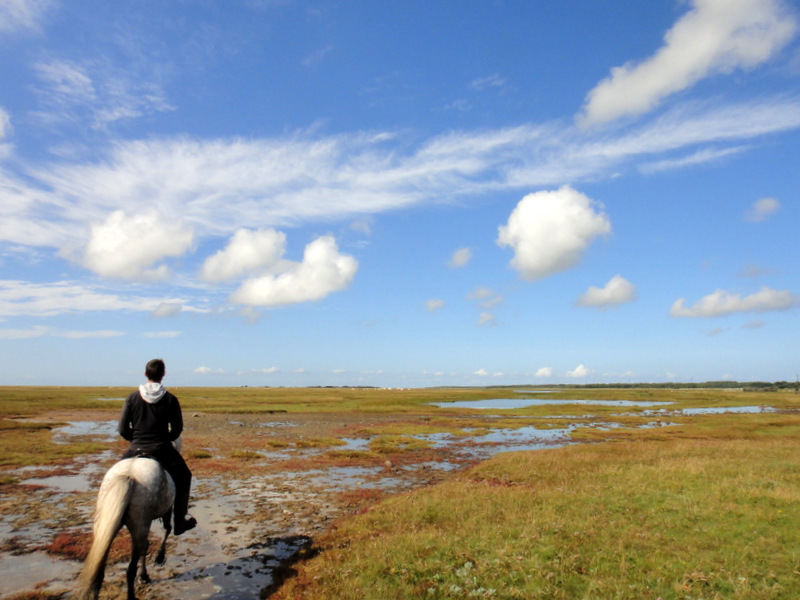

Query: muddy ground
[[0, 408, 569, 600]]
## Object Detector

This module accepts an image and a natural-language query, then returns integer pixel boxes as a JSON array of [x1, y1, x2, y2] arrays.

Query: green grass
[[272, 398, 800, 600]]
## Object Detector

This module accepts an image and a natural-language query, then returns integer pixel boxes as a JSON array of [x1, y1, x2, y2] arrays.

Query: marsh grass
[[4, 384, 800, 598], [273, 401, 800, 600], [0, 419, 107, 467]]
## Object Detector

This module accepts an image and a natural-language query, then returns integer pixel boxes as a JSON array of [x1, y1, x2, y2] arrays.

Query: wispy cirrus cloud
[[0, 0, 53, 33], [0, 280, 200, 317]]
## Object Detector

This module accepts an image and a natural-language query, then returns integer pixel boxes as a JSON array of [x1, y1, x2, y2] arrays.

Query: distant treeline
[[499, 381, 800, 392]]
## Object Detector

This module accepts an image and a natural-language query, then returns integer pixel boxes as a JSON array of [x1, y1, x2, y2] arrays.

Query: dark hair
[[145, 358, 166, 383]]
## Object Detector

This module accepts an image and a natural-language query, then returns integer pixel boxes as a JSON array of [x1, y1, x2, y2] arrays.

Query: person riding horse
[[118, 358, 197, 535]]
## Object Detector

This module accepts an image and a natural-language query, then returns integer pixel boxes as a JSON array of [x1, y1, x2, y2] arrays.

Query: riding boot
[[173, 488, 197, 535]]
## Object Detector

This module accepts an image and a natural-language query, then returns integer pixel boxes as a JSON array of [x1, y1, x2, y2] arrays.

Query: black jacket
[[118, 389, 183, 452]]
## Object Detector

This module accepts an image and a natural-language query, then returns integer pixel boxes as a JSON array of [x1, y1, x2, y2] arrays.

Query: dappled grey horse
[[73, 457, 175, 600]]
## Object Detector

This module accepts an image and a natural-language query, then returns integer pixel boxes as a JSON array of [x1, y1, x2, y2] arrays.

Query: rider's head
[[145, 358, 166, 383]]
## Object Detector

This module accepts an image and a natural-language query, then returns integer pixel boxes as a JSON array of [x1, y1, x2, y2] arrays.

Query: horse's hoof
[[139, 573, 151, 584], [155, 551, 166, 566]]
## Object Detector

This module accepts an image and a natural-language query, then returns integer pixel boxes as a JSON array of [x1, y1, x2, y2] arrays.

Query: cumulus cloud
[[745, 197, 781, 222], [229, 235, 358, 307], [579, 0, 798, 125], [670, 286, 799, 317], [497, 186, 611, 281], [426, 299, 445, 312], [448, 247, 472, 268], [535, 367, 553, 378], [567, 364, 590, 378], [577, 275, 637, 308], [201, 228, 287, 282], [74, 210, 194, 280]]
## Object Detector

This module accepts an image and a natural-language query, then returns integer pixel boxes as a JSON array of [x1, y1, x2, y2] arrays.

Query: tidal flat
[[1, 385, 798, 599]]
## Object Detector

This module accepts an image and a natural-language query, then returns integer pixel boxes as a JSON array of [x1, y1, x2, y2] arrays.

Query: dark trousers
[[123, 443, 193, 520]]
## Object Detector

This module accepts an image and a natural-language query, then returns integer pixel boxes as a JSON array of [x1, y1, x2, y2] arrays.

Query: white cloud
[[57, 329, 124, 339], [0, 325, 50, 339], [151, 303, 183, 318], [535, 367, 553, 378], [577, 275, 637, 308], [229, 235, 358, 307], [0, 107, 11, 138], [497, 186, 611, 281], [349, 217, 373, 236], [0, 0, 52, 32], [638, 145, 748, 174], [201, 228, 287, 282], [448, 247, 472, 268], [474, 368, 489, 377], [471, 74, 506, 92], [194, 366, 225, 375], [0, 325, 124, 339], [426, 299, 445, 312], [467, 286, 503, 309], [579, 0, 798, 125], [6, 96, 800, 257], [31, 57, 173, 129], [477, 312, 496, 327], [567, 364, 590, 378], [0, 280, 196, 317], [142, 330, 182, 338], [745, 197, 781, 222], [74, 209, 194, 280], [670, 286, 799, 317]]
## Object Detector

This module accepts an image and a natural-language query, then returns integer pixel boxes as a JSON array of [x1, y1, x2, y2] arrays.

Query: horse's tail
[[74, 471, 134, 600]]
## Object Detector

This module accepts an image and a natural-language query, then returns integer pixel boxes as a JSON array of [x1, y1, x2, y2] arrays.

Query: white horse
[[73, 457, 176, 600]]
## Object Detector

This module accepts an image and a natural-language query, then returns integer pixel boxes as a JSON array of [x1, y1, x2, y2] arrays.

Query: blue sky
[[1, 0, 799, 387]]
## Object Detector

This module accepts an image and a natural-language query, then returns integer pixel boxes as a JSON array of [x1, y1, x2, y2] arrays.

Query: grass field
[[2, 385, 800, 599]]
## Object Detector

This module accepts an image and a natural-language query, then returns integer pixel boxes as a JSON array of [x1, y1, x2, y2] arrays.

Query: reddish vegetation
[[43, 529, 133, 563]]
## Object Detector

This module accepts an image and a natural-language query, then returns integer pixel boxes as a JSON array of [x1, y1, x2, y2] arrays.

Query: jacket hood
[[139, 381, 166, 404]]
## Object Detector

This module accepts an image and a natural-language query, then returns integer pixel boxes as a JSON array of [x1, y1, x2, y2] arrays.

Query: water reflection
[[431, 398, 672, 410]]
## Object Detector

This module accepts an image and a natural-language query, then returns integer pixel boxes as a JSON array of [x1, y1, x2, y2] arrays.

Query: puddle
[[648, 405, 776, 416], [431, 398, 672, 410], [0, 551, 77, 598], [19, 451, 115, 493], [53, 420, 118, 443]]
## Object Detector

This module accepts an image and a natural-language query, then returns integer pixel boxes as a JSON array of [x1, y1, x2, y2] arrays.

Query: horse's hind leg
[[126, 542, 141, 600], [126, 529, 150, 600], [155, 510, 172, 566]]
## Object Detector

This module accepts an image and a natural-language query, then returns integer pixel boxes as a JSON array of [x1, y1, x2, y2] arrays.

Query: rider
[[118, 358, 197, 535]]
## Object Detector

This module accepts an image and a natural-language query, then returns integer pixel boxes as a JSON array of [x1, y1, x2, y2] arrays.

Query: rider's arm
[[167, 395, 184, 442], [118, 397, 134, 441]]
